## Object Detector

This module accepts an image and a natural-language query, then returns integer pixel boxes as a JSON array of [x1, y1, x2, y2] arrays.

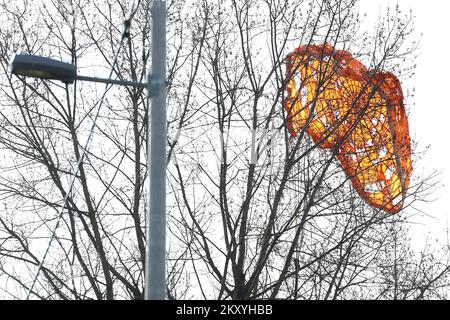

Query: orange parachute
[[284, 44, 412, 213]]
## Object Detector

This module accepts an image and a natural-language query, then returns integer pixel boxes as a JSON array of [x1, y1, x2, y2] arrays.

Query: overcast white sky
[[359, 0, 450, 249]]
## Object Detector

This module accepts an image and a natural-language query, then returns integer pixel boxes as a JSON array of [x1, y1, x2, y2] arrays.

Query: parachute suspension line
[[26, 1, 140, 300]]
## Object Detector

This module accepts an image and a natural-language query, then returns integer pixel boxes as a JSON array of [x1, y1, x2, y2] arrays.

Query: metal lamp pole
[[9, 0, 167, 300], [145, 0, 166, 300]]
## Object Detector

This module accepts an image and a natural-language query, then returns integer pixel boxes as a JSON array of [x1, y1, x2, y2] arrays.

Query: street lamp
[[10, 54, 77, 84], [10, 54, 147, 88], [9, 0, 167, 301]]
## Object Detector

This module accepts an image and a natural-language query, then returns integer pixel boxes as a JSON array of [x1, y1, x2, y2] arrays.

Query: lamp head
[[9, 54, 76, 84]]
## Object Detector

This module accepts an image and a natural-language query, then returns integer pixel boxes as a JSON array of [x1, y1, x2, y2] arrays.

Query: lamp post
[[146, 0, 166, 301], [9, 0, 167, 300]]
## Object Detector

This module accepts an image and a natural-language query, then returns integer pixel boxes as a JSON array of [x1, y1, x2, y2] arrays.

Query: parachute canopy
[[284, 44, 412, 213]]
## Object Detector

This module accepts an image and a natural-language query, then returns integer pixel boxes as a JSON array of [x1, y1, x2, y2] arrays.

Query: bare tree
[[0, 0, 447, 300]]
